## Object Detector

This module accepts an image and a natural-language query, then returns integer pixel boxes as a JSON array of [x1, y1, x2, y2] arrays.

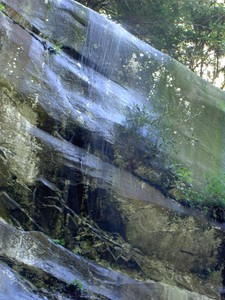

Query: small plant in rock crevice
[[47, 42, 63, 55], [0, 4, 5, 11], [53, 238, 66, 247], [73, 278, 83, 291], [52, 43, 63, 55]]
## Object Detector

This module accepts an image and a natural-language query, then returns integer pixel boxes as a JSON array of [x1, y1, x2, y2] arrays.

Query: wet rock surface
[[0, 220, 215, 300], [0, 0, 225, 299]]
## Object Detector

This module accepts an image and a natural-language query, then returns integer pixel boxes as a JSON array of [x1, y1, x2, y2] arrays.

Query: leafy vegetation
[[114, 104, 162, 171], [52, 43, 63, 55], [73, 279, 83, 291], [53, 238, 66, 247], [202, 173, 225, 221], [171, 168, 225, 222], [0, 3, 5, 11], [114, 104, 225, 222]]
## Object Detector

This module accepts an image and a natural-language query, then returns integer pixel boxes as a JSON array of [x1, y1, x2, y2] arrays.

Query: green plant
[[73, 279, 83, 291], [113, 104, 162, 171], [53, 43, 63, 55], [170, 170, 225, 222], [202, 173, 225, 220], [206, 267, 213, 276], [0, 4, 5, 11], [173, 166, 193, 196], [205, 173, 225, 204], [72, 246, 82, 255], [53, 238, 66, 247], [127, 104, 152, 129], [115, 104, 225, 222]]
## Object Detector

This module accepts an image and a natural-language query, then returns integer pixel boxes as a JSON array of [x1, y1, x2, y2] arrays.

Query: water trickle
[[82, 11, 124, 79]]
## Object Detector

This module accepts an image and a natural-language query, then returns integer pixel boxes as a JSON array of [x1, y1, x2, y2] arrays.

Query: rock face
[[0, 0, 225, 299], [0, 219, 215, 300]]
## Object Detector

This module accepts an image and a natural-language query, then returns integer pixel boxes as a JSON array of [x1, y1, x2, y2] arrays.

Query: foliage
[[52, 43, 63, 55], [113, 104, 225, 222], [203, 173, 225, 220], [113, 104, 162, 171], [73, 246, 82, 255], [171, 166, 193, 198], [53, 238, 66, 247], [73, 279, 83, 291], [0, 3, 5, 11], [126, 104, 152, 129], [113, 100, 183, 175], [77, 0, 109, 10], [171, 169, 225, 222]]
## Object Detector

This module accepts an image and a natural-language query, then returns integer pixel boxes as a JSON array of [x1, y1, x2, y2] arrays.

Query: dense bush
[[172, 169, 225, 222]]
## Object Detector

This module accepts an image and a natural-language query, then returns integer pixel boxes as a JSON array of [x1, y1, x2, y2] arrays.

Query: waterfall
[[79, 7, 225, 188], [0, 1, 225, 299], [82, 11, 124, 79]]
